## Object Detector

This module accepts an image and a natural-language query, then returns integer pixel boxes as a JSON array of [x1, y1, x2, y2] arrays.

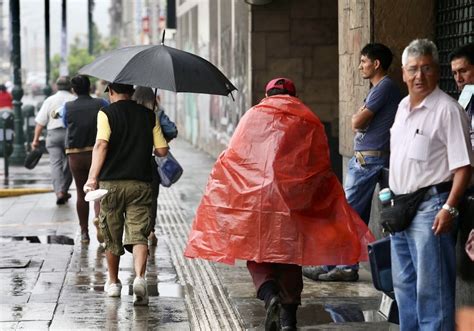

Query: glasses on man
[[404, 65, 435, 77]]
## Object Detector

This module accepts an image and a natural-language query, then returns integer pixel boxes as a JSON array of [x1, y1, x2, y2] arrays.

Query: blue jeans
[[391, 191, 456, 331], [330, 155, 387, 271], [344, 155, 387, 224]]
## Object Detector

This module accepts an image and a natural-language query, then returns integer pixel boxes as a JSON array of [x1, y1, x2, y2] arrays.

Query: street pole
[[44, 0, 52, 96], [9, 0, 26, 165], [59, 0, 68, 76], [88, 0, 94, 55]]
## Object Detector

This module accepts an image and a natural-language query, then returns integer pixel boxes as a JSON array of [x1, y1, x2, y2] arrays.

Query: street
[[0, 138, 397, 330]]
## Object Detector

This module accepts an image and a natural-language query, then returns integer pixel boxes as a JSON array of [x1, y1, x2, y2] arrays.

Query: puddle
[[0, 235, 74, 245], [157, 283, 184, 298], [124, 283, 184, 298], [297, 303, 385, 325], [324, 304, 365, 322], [0, 258, 30, 269]]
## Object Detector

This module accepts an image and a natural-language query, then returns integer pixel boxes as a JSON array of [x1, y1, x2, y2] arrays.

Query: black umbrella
[[78, 44, 237, 97]]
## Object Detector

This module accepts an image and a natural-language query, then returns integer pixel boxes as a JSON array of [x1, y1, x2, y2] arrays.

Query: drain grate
[[157, 188, 243, 331]]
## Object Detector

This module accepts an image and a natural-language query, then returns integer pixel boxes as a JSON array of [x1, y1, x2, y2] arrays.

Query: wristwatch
[[442, 204, 459, 218]]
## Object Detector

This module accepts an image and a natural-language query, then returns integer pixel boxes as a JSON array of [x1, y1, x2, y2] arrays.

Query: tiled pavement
[[0, 138, 396, 330]]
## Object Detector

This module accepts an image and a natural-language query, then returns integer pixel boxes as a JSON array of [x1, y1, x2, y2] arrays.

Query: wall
[[338, 0, 436, 237], [251, 0, 341, 177], [339, 0, 473, 308], [176, 0, 251, 157], [338, 0, 435, 157]]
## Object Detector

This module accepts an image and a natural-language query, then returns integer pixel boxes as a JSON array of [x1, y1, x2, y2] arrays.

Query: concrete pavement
[[0, 138, 396, 330]]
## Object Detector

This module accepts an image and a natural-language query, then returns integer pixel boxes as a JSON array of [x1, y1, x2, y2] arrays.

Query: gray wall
[[338, 0, 472, 307], [251, 0, 341, 177], [176, 0, 251, 157]]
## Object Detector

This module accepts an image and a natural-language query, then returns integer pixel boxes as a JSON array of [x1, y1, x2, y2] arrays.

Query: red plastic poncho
[[184, 95, 375, 266]]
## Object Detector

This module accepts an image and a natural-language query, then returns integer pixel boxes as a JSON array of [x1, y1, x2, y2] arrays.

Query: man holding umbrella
[[84, 82, 169, 306]]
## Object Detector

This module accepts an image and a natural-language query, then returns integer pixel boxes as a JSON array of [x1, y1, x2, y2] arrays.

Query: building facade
[[173, 0, 473, 308], [109, 0, 472, 307]]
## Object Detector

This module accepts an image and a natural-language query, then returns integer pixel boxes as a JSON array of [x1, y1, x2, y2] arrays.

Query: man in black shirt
[[85, 83, 168, 306]]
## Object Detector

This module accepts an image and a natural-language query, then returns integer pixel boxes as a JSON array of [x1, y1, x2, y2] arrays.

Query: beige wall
[[338, 0, 435, 157], [251, 0, 339, 137], [338, 0, 371, 157]]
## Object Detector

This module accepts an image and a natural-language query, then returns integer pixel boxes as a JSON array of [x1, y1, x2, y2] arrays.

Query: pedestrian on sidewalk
[[184, 78, 375, 330], [59, 75, 109, 244], [390, 39, 473, 330], [450, 42, 474, 148], [84, 82, 169, 306], [304, 43, 401, 282], [32, 76, 75, 205], [0, 84, 13, 109], [132, 86, 178, 247]]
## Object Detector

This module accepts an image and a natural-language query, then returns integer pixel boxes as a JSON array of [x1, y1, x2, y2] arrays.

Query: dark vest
[[99, 100, 155, 182], [65, 95, 104, 149]]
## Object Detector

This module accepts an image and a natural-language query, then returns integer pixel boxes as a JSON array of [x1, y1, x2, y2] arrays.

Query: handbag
[[155, 151, 183, 187], [24, 147, 44, 169], [368, 236, 393, 292], [380, 186, 430, 233], [368, 236, 400, 324]]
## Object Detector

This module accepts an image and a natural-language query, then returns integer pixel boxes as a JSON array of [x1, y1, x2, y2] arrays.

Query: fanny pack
[[380, 182, 452, 234]]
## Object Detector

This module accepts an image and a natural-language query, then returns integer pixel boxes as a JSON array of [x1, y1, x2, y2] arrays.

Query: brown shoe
[[302, 266, 328, 281], [93, 218, 104, 243], [318, 268, 359, 282]]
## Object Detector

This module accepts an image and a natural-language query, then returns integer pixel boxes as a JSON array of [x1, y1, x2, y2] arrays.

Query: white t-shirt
[[35, 90, 76, 130], [389, 86, 474, 195]]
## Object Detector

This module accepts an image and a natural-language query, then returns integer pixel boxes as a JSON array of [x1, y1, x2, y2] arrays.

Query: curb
[[0, 188, 52, 197]]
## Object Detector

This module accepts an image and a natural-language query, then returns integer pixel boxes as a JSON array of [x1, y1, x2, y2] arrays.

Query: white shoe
[[105, 279, 122, 297], [133, 277, 149, 306]]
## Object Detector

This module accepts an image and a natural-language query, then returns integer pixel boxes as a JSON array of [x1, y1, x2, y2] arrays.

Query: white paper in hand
[[84, 189, 108, 202]]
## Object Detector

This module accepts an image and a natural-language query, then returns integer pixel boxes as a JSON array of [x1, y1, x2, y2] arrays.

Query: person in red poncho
[[184, 78, 375, 330], [0, 84, 13, 109]]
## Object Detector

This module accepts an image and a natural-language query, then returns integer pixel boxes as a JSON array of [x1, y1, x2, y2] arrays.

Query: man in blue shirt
[[304, 43, 401, 281]]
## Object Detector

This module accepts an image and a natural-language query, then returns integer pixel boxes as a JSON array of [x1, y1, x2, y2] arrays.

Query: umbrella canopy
[[79, 44, 237, 96]]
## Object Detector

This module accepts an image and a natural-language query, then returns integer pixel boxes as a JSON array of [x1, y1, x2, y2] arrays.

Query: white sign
[[458, 84, 474, 109], [0, 129, 14, 141]]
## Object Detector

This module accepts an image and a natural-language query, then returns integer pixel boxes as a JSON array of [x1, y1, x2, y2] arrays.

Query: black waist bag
[[380, 186, 430, 233]]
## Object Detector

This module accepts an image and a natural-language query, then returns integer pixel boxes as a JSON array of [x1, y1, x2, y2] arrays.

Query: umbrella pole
[[153, 88, 158, 112], [161, 29, 166, 45]]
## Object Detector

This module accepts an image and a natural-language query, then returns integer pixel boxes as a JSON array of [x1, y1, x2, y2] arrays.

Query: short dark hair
[[266, 88, 294, 97], [107, 82, 135, 95], [265, 78, 296, 96], [361, 43, 393, 71], [71, 75, 91, 95], [448, 43, 474, 65]]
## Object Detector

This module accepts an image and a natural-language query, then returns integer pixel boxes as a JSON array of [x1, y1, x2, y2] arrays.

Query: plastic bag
[[184, 95, 375, 266], [155, 151, 183, 187]]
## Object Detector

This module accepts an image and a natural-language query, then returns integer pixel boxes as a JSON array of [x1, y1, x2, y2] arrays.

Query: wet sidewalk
[[0, 138, 397, 330]]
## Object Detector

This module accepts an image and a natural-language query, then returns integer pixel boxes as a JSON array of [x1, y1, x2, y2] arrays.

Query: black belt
[[427, 181, 453, 196]]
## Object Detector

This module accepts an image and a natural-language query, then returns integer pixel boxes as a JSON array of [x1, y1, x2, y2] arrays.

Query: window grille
[[436, 1, 473, 98]]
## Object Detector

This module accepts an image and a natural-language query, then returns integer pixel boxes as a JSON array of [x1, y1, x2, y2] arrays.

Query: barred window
[[436, 1, 474, 98]]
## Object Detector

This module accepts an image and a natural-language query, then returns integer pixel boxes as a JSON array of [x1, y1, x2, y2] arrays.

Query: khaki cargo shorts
[[99, 180, 152, 256]]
